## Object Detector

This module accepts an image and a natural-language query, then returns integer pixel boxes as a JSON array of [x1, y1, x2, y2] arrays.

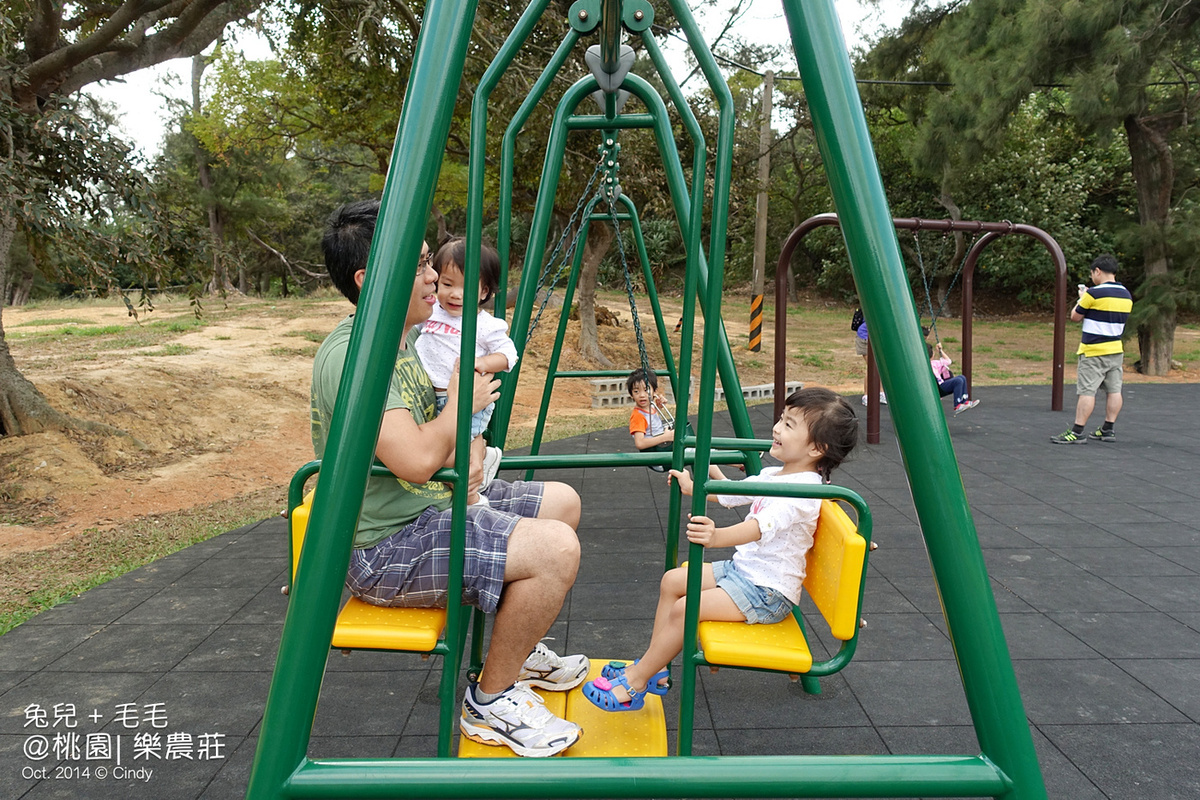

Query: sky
[[91, 0, 909, 159]]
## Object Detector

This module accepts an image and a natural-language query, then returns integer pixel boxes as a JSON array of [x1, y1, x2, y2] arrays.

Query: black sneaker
[[1050, 429, 1087, 445], [1088, 428, 1116, 442]]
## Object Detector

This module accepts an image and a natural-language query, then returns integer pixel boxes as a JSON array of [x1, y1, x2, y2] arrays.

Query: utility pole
[[749, 70, 773, 351]]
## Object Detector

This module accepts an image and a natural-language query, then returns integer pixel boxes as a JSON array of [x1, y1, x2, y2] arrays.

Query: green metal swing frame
[[246, 0, 1049, 797]]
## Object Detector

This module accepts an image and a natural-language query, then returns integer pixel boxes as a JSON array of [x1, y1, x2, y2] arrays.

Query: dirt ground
[[2, 289, 1197, 560]]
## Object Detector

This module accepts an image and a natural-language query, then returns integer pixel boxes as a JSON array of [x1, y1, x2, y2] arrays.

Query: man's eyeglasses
[[418, 252, 434, 271]]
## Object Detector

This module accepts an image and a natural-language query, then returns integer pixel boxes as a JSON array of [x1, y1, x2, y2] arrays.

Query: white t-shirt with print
[[414, 301, 519, 389], [715, 466, 821, 605]]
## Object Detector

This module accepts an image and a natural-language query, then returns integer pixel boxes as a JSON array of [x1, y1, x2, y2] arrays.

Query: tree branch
[[23, 1, 181, 95], [25, 0, 64, 63], [23, 1, 262, 101]]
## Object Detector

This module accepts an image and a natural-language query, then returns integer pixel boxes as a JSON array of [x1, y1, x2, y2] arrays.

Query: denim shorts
[[712, 559, 793, 625], [434, 393, 495, 438]]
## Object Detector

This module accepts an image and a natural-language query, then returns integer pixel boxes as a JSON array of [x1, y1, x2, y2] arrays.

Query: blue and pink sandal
[[582, 674, 648, 712], [601, 660, 670, 695]]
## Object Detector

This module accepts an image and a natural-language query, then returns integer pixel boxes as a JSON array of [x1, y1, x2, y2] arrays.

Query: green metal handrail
[[283, 754, 1010, 798]]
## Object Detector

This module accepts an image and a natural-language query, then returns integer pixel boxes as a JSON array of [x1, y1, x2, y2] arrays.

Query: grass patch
[[1010, 351, 1046, 361], [975, 345, 994, 353], [284, 330, 328, 343], [214, 335, 232, 341], [503, 408, 630, 451], [7, 324, 129, 343], [143, 344, 199, 357], [104, 329, 167, 350], [799, 353, 829, 368], [149, 318, 205, 333], [269, 345, 319, 358], [61, 325, 127, 337], [0, 490, 282, 635], [14, 317, 93, 327]]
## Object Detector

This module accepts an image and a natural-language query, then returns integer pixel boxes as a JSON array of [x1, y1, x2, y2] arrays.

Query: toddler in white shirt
[[415, 237, 517, 505]]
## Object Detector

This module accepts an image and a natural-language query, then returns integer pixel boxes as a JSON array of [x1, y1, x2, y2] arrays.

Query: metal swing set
[[246, 0, 1049, 798]]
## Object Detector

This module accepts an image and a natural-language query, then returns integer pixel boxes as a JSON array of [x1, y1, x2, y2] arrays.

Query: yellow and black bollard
[[748, 293, 763, 351]]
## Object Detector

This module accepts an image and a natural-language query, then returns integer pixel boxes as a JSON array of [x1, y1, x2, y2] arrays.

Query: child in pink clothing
[[929, 341, 978, 416]]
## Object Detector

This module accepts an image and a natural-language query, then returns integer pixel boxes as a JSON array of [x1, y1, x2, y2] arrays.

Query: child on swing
[[928, 336, 979, 416], [627, 368, 674, 471], [414, 237, 517, 505], [584, 386, 859, 711]]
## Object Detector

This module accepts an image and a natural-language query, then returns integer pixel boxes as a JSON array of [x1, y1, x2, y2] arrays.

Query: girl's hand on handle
[[668, 468, 694, 496], [685, 514, 716, 546]]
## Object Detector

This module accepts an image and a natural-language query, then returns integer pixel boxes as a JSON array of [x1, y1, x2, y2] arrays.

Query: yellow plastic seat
[[290, 490, 446, 653], [697, 499, 867, 680], [457, 659, 668, 758]]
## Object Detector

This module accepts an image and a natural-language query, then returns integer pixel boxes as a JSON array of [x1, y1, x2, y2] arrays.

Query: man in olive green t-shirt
[[310, 200, 588, 757]]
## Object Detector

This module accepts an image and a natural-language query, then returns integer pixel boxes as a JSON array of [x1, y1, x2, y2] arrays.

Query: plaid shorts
[[345, 479, 544, 614]]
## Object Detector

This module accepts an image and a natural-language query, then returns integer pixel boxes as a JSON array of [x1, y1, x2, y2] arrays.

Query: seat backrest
[[289, 490, 317, 580], [802, 499, 867, 641]]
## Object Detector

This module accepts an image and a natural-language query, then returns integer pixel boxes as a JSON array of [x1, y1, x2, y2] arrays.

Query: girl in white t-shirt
[[415, 238, 518, 505], [583, 387, 859, 711]]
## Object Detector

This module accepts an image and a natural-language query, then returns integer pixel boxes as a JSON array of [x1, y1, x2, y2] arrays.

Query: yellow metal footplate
[[458, 659, 668, 758]]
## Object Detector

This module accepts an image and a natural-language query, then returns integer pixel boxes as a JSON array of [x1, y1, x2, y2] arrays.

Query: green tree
[[880, 0, 1200, 375], [1, 1, 263, 436]]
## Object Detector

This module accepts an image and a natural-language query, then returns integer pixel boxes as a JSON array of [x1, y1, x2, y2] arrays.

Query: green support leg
[[780, 0, 1048, 797], [244, 0, 481, 795]]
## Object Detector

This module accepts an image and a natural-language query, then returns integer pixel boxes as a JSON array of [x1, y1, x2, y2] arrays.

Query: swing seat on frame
[[289, 490, 447, 653], [696, 499, 868, 690]]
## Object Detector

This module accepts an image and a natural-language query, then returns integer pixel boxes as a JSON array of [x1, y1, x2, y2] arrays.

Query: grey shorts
[[345, 479, 544, 614], [1076, 353, 1124, 397], [854, 336, 868, 357], [712, 559, 792, 625]]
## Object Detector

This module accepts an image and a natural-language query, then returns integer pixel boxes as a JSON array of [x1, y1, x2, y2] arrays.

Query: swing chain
[[914, 229, 970, 343], [525, 152, 609, 345], [604, 180, 651, 385]]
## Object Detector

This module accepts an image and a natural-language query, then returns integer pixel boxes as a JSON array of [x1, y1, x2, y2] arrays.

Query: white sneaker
[[518, 641, 589, 690], [861, 394, 869, 407], [460, 682, 581, 757], [481, 446, 503, 489], [879, 391, 888, 405]]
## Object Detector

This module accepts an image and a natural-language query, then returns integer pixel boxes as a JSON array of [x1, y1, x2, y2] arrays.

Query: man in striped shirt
[[1051, 254, 1133, 444]]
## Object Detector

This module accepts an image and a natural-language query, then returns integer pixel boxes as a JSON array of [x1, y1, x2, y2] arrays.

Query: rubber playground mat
[[1, 383, 1197, 799]]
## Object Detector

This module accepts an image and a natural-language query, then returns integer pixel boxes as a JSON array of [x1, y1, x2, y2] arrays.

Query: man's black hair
[[322, 199, 380, 305], [1090, 254, 1119, 277]]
